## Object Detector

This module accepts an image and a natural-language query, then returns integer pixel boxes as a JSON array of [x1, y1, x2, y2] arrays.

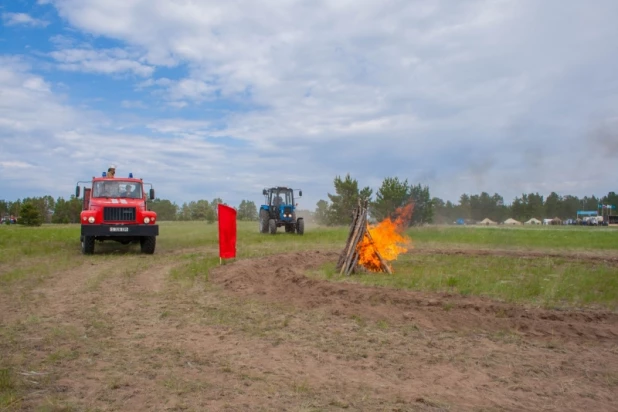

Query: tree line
[[433, 191, 618, 224], [312, 174, 617, 226], [0, 196, 259, 226], [314, 174, 432, 226], [2, 181, 616, 226]]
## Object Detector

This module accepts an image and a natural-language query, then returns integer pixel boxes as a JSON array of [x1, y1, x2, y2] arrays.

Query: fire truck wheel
[[140, 236, 156, 254], [81, 236, 95, 254]]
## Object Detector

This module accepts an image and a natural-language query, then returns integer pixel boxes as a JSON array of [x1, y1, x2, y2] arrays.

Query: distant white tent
[[479, 218, 497, 225], [524, 218, 541, 225], [503, 218, 522, 225]]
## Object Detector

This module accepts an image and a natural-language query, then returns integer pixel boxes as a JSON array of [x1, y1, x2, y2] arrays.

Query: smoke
[[591, 117, 618, 157], [393, 202, 414, 231]]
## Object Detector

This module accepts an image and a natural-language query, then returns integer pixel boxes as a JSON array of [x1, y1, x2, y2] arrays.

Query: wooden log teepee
[[336, 199, 392, 276]]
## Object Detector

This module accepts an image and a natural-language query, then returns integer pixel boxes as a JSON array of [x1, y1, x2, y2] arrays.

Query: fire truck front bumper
[[81, 224, 159, 237]]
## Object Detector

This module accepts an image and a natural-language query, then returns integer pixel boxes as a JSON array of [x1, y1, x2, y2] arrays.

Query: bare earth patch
[[1, 248, 617, 411]]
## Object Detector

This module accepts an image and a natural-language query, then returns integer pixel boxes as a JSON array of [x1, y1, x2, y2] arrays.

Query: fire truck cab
[[76, 171, 159, 254]]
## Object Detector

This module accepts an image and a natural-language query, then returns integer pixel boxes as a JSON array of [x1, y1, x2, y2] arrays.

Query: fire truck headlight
[[144, 217, 150, 224], [88, 216, 95, 223]]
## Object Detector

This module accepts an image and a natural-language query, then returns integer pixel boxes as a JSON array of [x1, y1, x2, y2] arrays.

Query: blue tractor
[[259, 187, 304, 235]]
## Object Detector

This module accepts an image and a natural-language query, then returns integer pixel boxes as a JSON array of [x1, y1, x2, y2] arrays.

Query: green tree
[[544, 192, 561, 219], [191, 200, 210, 220], [558, 195, 580, 220], [327, 174, 373, 225], [17, 202, 43, 226], [205, 207, 216, 224], [51, 196, 81, 223], [314, 199, 330, 225], [211, 197, 224, 220], [602, 192, 618, 209], [526, 193, 544, 220], [178, 203, 192, 221], [432, 197, 447, 224], [238, 200, 258, 221], [457, 194, 471, 220], [408, 184, 433, 225], [370, 177, 410, 222], [147, 199, 178, 221]]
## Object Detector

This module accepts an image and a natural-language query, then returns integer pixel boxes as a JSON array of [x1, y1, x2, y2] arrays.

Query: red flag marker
[[217, 204, 237, 263]]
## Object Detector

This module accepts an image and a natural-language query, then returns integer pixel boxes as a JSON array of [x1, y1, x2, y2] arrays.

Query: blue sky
[[1, 0, 617, 210]]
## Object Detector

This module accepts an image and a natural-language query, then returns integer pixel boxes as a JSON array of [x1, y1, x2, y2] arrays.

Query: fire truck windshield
[[93, 181, 143, 199]]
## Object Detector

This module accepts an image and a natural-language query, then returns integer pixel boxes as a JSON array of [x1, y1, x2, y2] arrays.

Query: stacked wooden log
[[336, 199, 392, 276]]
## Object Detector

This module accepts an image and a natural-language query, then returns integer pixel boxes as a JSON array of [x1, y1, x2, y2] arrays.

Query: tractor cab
[[259, 186, 304, 235]]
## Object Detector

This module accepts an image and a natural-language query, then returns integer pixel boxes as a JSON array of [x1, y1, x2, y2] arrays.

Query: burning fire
[[357, 203, 413, 273]]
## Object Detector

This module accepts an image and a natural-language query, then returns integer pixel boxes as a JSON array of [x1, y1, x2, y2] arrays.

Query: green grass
[[314, 253, 618, 309], [408, 225, 618, 250], [0, 220, 616, 410], [0, 225, 77, 263], [0, 368, 19, 409], [1, 221, 617, 309]]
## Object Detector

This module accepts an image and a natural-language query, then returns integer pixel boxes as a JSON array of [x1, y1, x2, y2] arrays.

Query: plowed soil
[[211, 250, 618, 344], [1, 247, 617, 412]]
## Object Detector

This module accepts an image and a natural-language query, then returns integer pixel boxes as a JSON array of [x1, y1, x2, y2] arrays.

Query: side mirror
[[262, 189, 267, 196], [299, 190, 302, 197], [149, 188, 155, 200], [75, 186, 80, 198]]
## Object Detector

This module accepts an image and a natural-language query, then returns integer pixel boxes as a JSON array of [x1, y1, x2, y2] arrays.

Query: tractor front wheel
[[259, 210, 269, 233], [81, 236, 95, 254], [296, 218, 305, 235], [140, 236, 156, 254], [269, 219, 277, 234]]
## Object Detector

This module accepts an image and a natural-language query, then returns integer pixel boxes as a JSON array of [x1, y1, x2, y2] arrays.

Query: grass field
[[2, 222, 616, 308], [1, 221, 617, 411]]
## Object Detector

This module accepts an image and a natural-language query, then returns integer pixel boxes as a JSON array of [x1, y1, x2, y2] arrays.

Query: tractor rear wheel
[[296, 218, 305, 235], [269, 219, 277, 234], [81, 236, 95, 254], [140, 236, 156, 254], [259, 210, 269, 233]]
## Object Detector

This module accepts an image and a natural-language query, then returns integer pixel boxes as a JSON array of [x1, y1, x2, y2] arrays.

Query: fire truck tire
[[269, 219, 277, 234], [296, 218, 305, 235], [140, 236, 156, 254], [81, 236, 95, 254]]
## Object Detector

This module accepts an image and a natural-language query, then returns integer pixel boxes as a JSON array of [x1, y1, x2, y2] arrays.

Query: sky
[[1, 0, 617, 210]]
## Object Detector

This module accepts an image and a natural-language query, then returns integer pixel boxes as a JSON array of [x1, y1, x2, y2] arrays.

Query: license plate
[[110, 227, 129, 232]]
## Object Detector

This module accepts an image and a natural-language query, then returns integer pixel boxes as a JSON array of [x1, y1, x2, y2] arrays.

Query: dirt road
[[1, 247, 617, 411]]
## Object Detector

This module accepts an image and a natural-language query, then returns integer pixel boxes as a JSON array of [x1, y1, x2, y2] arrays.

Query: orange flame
[[357, 203, 414, 273]]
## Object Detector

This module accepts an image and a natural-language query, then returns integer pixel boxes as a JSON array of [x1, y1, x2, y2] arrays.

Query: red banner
[[218, 204, 237, 259]]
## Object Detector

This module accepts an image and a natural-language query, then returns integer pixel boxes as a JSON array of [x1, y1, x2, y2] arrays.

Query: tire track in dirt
[[210, 250, 618, 344], [410, 247, 618, 265], [4, 248, 618, 411]]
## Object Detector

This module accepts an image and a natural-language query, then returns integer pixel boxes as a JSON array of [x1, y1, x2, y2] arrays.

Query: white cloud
[[3, 1, 618, 206], [0, 58, 330, 206], [49, 48, 154, 77], [0, 161, 35, 169], [2, 12, 49, 27], [121, 100, 146, 109]]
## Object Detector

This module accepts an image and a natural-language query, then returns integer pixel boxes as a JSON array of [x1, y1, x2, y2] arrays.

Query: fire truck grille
[[104, 207, 136, 222]]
